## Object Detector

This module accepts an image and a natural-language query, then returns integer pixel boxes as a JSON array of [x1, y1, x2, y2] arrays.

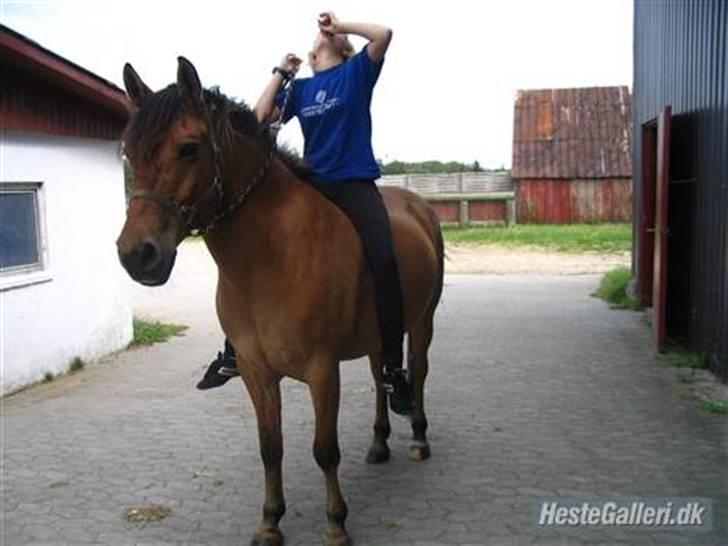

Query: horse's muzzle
[[118, 237, 177, 286]]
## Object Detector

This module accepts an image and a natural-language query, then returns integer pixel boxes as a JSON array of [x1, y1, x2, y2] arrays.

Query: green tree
[[379, 159, 495, 175]]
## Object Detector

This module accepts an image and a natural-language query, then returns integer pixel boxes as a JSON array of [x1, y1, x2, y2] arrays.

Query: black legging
[[311, 179, 404, 369]]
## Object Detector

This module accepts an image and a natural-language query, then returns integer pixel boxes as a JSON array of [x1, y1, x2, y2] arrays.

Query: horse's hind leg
[[366, 353, 391, 464], [408, 310, 434, 461]]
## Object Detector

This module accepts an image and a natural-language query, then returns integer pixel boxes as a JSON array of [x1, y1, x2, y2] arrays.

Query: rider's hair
[[340, 35, 355, 60]]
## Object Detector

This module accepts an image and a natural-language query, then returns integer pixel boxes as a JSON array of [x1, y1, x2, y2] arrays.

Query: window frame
[[0, 181, 51, 288]]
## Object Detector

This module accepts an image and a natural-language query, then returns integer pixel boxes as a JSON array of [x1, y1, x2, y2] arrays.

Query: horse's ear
[[123, 63, 151, 108], [229, 110, 259, 136], [177, 56, 203, 110]]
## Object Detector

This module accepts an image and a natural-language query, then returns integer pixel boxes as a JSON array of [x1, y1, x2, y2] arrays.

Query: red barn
[[511, 86, 632, 224]]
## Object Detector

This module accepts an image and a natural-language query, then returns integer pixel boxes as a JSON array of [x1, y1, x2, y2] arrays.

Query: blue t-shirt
[[275, 46, 383, 182]]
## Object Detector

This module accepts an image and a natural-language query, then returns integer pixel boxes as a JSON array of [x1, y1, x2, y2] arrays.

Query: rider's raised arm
[[318, 13, 393, 65], [253, 53, 301, 124]]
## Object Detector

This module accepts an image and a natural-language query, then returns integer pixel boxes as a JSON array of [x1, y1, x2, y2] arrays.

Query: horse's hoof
[[324, 528, 352, 546], [365, 443, 390, 464], [408, 440, 431, 461], [250, 528, 284, 546]]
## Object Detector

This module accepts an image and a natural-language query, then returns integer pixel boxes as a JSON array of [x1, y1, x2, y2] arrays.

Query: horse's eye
[[178, 142, 199, 159]]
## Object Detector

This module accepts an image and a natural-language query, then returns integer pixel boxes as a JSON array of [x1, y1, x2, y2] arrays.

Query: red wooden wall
[[469, 201, 505, 222], [428, 199, 509, 224], [429, 202, 459, 223], [516, 178, 632, 224], [1, 67, 127, 140]]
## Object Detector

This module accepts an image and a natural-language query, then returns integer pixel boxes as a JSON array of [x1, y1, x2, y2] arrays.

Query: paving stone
[[2, 272, 726, 545]]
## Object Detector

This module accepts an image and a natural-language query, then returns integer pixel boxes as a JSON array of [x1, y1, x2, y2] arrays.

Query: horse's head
[[117, 57, 229, 286]]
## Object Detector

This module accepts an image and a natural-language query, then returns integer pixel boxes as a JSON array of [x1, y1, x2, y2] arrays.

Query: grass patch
[[659, 348, 708, 369], [69, 357, 85, 373], [130, 318, 188, 348], [441, 223, 632, 253], [594, 267, 642, 310], [698, 400, 728, 415]]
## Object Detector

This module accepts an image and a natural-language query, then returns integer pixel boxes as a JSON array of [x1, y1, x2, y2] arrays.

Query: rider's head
[[308, 31, 354, 72]]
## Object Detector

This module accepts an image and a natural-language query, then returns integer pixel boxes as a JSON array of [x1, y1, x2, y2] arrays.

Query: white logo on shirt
[[301, 90, 342, 118]]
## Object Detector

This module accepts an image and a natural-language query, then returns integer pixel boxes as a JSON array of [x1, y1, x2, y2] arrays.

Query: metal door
[[652, 106, 671, 350]]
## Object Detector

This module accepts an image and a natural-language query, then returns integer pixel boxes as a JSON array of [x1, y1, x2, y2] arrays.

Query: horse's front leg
[[308, 359, 351, 546], [240, 368, 285, 546]]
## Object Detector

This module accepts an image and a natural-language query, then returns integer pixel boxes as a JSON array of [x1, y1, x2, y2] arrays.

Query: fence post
[[459, 200, 469, 227], [506, 197, 517, 226]]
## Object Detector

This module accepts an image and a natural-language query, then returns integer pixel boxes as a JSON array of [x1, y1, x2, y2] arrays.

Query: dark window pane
[[0, 191, 40, 269]]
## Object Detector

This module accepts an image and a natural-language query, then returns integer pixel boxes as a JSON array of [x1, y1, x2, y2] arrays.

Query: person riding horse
[[197, 12, 413, 415], [119, 14, 442, 542]]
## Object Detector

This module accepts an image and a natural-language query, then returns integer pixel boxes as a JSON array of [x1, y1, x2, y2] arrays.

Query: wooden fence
[[378, 172, 516, 226]]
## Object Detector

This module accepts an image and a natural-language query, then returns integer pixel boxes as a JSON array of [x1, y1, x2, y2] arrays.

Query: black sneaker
[[382, 368, 413, 416], [196, 352, 239, 390]]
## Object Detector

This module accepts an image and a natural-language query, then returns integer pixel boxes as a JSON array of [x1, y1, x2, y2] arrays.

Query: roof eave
[[0, 25, 128, 118]]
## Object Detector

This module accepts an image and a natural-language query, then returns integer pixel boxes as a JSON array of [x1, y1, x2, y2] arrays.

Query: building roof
[[0, 24, 127, 118], [511, 86, 632, 179]]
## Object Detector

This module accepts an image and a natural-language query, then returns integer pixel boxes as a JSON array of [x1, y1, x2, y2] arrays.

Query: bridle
[[127, 78, 294, 235]]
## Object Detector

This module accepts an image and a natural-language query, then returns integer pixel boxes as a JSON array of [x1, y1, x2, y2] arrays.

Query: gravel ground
[[444, 244, 630, 275]]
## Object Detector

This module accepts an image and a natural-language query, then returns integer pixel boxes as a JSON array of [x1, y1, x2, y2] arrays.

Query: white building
[[1, 25, 133, 395]]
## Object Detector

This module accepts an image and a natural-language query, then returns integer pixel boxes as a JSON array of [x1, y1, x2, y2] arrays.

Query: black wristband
[[272, 67, 293, 81]]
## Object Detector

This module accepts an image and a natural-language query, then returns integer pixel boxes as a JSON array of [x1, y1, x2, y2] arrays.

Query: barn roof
[[511, 86, 632, 179], [0, 24, 127, 117]]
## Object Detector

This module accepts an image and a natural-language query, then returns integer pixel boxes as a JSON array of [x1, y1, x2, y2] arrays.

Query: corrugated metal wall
[[517, 178, 632, 224], [512, 87, 632, 179], [633, 0, 727, 381]]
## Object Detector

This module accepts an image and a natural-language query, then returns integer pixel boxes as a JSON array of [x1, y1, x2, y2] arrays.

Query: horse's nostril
[[139, 239, 161, 271]]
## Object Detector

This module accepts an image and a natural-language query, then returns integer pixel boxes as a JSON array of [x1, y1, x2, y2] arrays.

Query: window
[[0, 183, 46, 275]]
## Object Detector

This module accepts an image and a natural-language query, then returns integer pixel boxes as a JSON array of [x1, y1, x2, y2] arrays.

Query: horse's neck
[[202, 144, 339, 290]]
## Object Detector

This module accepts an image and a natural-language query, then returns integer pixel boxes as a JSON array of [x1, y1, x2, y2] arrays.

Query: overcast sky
[[1, 0, 632, 168]]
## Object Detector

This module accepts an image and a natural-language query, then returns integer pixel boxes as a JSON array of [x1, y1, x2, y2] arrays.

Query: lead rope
[[269, 73, 295, 136]]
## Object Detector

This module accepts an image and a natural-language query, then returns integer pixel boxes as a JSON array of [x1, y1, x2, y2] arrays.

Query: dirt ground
[[444, 243, 630, 275]]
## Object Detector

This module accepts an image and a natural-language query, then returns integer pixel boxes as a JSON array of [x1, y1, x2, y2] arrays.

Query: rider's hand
[[278, 54, 302, 74], [318, 12, 340, 35]]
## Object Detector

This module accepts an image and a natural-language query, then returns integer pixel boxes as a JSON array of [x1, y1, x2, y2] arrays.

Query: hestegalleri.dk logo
[[534, 497, 712, 532]]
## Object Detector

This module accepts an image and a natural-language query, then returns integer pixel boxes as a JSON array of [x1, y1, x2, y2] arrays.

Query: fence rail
[[379, 172, 515, 226], [379, 171, 513, 194]]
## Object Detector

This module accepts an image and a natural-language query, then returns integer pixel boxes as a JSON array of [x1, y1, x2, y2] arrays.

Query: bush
[[69, 357, 85, 372], [595, 267, 642, 310]]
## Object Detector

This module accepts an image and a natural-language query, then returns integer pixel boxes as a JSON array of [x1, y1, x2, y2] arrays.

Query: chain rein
[[130, 75, 295, 235], [192, 76, 294, 234]]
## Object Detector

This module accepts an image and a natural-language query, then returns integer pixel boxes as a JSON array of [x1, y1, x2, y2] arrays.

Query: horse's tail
[[427, 204, 445, 312]]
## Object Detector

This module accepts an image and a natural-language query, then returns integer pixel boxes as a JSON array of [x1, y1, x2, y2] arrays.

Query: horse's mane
[[124, 84, 313, 182]]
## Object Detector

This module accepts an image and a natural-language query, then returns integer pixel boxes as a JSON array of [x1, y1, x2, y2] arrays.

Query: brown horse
[[116, 57, 443, 546]]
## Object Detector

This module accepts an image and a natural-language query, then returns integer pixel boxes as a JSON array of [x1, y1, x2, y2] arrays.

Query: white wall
[[1, 131, 133, 395]]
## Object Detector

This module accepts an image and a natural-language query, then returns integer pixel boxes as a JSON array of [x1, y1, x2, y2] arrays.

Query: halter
[[127, 78, 294, 235]]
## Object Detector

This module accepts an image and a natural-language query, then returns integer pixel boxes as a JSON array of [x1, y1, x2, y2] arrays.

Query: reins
[[128, 76, 295, 235]]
